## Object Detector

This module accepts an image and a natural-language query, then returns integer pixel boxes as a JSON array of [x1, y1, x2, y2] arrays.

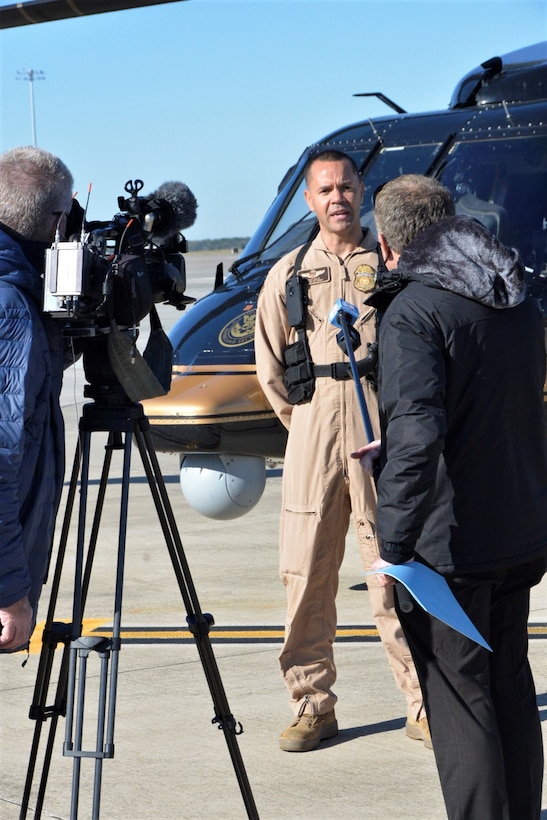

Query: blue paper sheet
[[367, 562, 492, 651]]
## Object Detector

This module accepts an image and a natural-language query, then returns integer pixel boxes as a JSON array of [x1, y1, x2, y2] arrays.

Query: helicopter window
[[361, 145, 443, 210], [438, 135, 547, 271], [261, 176, 316, 258], [359, 143, 444, 237]]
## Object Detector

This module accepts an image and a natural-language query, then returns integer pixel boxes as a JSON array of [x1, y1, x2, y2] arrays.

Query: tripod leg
[[20, 431, 84, 819], [133, 417, 259, 819], [63, 636, 113, 820], [20, 641, 70, 819], [63, 428, 132, 819], [20, 428, 117, 818], [22, 401, 259, 819]]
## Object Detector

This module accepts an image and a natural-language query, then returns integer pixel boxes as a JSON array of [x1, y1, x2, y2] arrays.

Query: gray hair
[[374, 174, 455, 253], [0, 146, 73, 242]]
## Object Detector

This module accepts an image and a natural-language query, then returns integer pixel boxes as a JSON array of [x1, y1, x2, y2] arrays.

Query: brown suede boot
[[279, 709, 338, 752], [406, 715, 432, 749]]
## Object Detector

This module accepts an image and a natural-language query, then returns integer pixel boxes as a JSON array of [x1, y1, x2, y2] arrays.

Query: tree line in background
[[186, 237, 250, 252]]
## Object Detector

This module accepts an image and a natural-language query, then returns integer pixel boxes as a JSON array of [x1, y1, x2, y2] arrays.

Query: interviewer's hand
[[351, 439, 381, 474], [370, 555, 415, 587], [0, 596, 33, 651], [370, 555, 398, 586]]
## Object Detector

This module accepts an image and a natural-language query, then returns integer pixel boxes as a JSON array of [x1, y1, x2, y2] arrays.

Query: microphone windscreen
[[147, 181, 198, 238]]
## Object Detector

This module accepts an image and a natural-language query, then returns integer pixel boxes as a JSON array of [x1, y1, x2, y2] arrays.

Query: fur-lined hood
[[397, 214, 525, 309]]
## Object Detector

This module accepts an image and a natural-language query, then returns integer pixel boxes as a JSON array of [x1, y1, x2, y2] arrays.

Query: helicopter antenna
[[367, 118, 384, 145], [353, 92, 406, 114]]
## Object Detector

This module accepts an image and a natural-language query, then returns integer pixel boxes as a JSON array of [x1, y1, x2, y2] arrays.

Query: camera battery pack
[[43, 241, 86, 314]]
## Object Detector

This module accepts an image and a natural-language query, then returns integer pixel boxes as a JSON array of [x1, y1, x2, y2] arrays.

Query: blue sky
[[0, 0, 546, 240]]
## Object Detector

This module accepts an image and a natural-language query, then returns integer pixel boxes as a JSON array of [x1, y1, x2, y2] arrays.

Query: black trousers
[[396, 555, 546, 820]]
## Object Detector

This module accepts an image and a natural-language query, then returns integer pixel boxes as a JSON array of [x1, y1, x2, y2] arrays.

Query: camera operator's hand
[[0, 595, 33, 651]]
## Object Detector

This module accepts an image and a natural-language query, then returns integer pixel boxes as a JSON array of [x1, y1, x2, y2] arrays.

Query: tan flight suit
[[255, 231, 422, 719]]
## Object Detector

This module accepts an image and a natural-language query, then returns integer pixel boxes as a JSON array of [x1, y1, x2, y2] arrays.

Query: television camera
[[44, 178, 198, 401], [44, 178, 197, 333]]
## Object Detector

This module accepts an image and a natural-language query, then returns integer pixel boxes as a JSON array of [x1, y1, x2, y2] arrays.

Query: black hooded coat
[[373, 215, 547, 573]]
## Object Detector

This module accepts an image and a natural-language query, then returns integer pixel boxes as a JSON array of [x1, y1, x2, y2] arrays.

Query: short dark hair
[[304, 149, 360, 185], [374, 174, 455, 253]]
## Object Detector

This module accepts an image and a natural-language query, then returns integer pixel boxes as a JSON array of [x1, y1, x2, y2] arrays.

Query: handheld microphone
[[328, 298, 359, 329], [329, 299, 374, 443]]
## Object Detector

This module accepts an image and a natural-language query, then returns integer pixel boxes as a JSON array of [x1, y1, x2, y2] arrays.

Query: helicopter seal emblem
[[219, 307, 256, 347]]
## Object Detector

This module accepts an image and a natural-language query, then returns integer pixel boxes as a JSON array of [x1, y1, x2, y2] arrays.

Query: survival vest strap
[[283, 243, 315, 405], [313, 352, 378, 381], [283, 243, 379, 405]]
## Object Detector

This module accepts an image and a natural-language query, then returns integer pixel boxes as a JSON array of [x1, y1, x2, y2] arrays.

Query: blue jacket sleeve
[[0, 301, 35, 608]]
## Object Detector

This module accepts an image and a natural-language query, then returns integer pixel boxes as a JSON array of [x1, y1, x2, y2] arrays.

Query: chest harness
[[283, 243, 378, 405]]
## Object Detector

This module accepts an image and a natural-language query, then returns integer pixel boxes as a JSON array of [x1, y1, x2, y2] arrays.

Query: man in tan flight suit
[[255, 149, 429, 752]]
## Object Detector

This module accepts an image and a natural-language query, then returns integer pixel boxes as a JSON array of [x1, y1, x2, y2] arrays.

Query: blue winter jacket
[[0, 226, 65, 626]]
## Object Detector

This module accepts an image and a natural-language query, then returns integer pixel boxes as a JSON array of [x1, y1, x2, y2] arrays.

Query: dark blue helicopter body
[[143, 42, 547, 486]]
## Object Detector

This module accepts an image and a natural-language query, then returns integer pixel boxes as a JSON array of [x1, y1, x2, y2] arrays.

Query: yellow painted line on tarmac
[[28, 618, 113, 654], [105, 625, 380, 643], [27, 620, 378, 652], [528, 625, 547, 636], [337, 627, 379, 638], [118, 628, 287, 641], [27, 620, 547, 654]]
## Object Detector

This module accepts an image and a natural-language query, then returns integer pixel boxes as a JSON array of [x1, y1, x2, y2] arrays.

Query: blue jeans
[[396, 554, 546, 820]]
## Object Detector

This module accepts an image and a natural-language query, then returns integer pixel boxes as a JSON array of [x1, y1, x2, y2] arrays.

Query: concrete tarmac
[[1, 252, 546, 819]]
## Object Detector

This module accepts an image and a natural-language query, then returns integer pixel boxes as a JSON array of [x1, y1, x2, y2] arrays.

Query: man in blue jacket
[[0, 146, 74, 652], [354, 174, 547, 819]]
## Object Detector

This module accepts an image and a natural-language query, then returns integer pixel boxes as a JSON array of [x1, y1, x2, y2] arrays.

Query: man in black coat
[[354, 174, 547, 819]]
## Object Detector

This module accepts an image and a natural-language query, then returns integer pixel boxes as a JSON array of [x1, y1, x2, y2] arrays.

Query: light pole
[[16, 68, 45, 146]]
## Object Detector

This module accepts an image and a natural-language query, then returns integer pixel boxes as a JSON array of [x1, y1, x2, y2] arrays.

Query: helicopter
[[139, 40, 547, 520], [0, 0, 185, 28], [2, 3, 546, 521]]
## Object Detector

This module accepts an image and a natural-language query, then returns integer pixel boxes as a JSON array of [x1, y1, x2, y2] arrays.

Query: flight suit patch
[[353, 264, 376, 292], [299, 267, 331, 285]]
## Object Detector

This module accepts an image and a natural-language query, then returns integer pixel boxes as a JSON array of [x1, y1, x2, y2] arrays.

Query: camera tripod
[[19, 387, 259, 819]]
